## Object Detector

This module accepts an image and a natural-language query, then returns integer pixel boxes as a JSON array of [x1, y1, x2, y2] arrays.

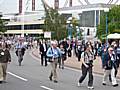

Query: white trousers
[[0, 63, 3, 81], [111, 68, 117, 85], [103, 68, 117, 85]]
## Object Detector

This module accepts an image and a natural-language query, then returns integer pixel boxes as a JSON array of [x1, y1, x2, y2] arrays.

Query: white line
[[65, 67, 81, 72], [40, 86, 54, 90], [7, 72, 28, 82]]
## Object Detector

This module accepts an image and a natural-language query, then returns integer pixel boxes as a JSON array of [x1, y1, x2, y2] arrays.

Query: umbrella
[[107, 33, 120, 39]]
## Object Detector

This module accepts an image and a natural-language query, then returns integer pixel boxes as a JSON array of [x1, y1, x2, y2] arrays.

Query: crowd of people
[[39, 38, 120, 89], [0, 36, 120, 90]]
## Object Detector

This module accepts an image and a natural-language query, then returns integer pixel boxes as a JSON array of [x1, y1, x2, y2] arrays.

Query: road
[[0, 49, 120, 90]]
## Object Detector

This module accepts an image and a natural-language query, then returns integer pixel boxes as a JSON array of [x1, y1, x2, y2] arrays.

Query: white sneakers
[[78, 82, 94, 89], [88, 86, 94, 89], [77, 82, 81, 87]]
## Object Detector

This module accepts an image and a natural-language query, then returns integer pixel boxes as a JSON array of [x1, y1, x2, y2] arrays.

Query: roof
[[59, 3, 114, 11]]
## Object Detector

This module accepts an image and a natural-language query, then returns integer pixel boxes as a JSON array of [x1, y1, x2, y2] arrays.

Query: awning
[[107, 33, 120, 39]]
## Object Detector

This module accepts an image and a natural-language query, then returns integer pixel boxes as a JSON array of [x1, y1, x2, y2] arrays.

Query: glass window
[[6, 24, 44, 30]]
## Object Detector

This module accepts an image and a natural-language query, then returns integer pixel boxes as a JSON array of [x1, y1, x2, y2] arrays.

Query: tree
[[71, 17, 79, 37], [108, 5, 120, 33], [97, 5, 120, 41], [0, 17, 6, 33], [43, 2, 67, 40]]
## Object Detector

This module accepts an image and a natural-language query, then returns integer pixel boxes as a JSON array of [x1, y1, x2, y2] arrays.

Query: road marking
[[65, 67, 81, 72], [7, 72, 28, 82], [40, 86, 54, 90]]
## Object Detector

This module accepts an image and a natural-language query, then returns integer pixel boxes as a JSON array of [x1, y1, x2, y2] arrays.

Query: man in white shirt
[[39, 40, 48, 66]]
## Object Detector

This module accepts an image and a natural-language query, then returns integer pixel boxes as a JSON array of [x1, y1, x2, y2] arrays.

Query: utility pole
[[19, 0, 22, 14], [32, 0, 35, 11], [54, 0, 59, 9], [69, 0, 72, 7]]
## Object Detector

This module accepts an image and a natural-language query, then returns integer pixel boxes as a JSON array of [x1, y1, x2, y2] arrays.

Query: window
[[6, 24, 44, 30]]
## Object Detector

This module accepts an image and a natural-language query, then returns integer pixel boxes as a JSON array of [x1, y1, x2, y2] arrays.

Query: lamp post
[[106, 14, 108, 47], [104, 8, 109, 47], [21, 0, 25, 38], [76, 26, 80, 39], [67, 17, 73, 40], [67, 23, 73, 40]]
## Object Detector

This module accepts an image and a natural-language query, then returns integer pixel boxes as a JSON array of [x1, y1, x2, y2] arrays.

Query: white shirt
[[43, 43, 46, 52]]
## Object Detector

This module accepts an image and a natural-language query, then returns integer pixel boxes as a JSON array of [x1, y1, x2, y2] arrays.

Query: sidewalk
[[32, 49, 120, 79]]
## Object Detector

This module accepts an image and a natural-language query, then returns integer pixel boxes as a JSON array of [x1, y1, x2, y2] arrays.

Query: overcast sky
[[0, 0, 120, 14]]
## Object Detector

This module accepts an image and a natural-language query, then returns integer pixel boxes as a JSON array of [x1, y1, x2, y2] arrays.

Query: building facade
[[59, 3, 113, 40]]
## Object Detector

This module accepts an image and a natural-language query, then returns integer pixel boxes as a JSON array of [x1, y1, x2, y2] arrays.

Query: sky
[[0, 0, 120, 14]]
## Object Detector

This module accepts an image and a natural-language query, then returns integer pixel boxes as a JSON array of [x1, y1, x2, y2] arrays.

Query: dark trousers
[[74, 47, 77, 57], [68, 49, 71, 57], [78, 51, 82, 61], [58, 57, 65, 69], [79, 64, 93, 87], [41, 52, 47, 66]]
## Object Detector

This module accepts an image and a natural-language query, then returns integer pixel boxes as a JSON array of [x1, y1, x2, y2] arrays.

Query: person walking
[[77, 41, 82, 62], [0, 42, 11, 83], [78, 44, 94, 89], [39, 40, 48, 66], [102, 47, 118, 87], [59, 43, 66, 69], [0, 43, 3, 84], [67, 40, 72, 57], [15, 40, 25, 66], [46, 40, 61, 83]]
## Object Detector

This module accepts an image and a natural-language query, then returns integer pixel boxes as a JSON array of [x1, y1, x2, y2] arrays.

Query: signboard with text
[[44, 32, 51, 38]]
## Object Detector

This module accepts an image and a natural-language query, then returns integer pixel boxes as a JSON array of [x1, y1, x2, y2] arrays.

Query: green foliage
[[71, 17, 80, 37], [97, 5, 120, 41], [43, 5, 67, 40], [108, 5, 120, 33], [0, 18, 6, 33]]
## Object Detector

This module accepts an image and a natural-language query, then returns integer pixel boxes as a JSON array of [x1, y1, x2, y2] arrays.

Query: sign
[[44, 32, 51, 38]]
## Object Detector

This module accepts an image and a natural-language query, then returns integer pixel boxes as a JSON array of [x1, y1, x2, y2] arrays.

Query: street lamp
[[21, 0, 25, 38], [104, 8, 109, 47], [67, 17, 73, 40], [76, 26, 80, 39]]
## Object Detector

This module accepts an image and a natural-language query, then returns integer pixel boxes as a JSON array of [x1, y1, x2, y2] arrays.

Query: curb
[[32, 50, 40, 59]]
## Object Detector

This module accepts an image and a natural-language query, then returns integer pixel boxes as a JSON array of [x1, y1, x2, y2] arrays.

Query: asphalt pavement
[[0, 49, 120, 90]]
